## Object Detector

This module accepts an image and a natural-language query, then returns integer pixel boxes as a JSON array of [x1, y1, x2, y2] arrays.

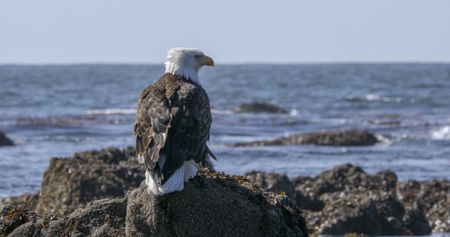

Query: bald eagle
[[134, 48, 216, 195]]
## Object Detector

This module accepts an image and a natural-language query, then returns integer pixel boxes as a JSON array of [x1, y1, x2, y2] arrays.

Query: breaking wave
[[431, 126, 450, 140], [346, 94, 404, 103]]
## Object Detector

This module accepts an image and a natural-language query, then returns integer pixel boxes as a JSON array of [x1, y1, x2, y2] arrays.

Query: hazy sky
[[1, 0, 449, 63]]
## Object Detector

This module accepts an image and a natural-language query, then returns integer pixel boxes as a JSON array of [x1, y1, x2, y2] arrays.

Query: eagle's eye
[[193, 55, 203, 59]]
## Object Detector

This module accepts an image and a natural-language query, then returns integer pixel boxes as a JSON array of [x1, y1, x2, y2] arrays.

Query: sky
[[1, 0, 450, 64]]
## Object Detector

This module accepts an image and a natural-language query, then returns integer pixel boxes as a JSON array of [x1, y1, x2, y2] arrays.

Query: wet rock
[[244, 171, 326, 212], [2, 170, 308, 237], [0, 193, 39, 211], [16, 114, 133, 127], [397, 180, 450, 232], [0, 205, 37, 236], [293, 191, 325, 212], [2, 197, 127, 237], [245, 171, 295, 197], [234, 102, 289, 114], [293, 164, 397, 198], [403, 208, 432, 235], [35, 146, 144, 215], [234, 130, 379, 147], [0, 131, 14, 146], [310, 191, 425, 235], [126, 169, 308, 237], [289, 164, 431, 235]]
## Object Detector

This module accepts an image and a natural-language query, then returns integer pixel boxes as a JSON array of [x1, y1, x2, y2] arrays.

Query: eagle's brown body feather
[[134, 73, 213, 185]]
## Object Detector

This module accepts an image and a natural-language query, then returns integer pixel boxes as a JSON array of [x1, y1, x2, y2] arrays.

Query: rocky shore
[[0, 147, 307, 237], [245, 164, 450, 235], [1, 147, 449, 236]]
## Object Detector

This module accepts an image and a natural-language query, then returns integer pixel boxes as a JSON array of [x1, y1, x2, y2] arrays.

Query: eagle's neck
[[164, 62, 200, 85]]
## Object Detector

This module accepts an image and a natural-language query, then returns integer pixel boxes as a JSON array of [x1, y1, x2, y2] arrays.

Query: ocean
[[0, 64, 449, 198]]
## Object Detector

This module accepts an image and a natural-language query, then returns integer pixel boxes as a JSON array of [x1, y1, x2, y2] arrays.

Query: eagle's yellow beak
[[199, 55, 214, 67]]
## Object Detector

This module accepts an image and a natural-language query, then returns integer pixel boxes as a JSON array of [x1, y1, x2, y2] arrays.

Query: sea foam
[[431, 126, 450, 140]]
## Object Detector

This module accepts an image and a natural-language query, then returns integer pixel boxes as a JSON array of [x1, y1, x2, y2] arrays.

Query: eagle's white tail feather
[[184, 160, 197, 181], [145, 160, 197, 195]]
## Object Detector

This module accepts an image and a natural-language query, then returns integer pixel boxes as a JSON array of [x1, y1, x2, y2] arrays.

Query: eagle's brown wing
[[134, 78, 173, 171], [161, 84, 214, 180]]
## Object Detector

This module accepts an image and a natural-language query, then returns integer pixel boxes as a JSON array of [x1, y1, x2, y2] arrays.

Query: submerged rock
[[234, 102, 289, 114], [234, 129, 379, 147], [35, 146, 144, 215], [0, 131, 14, 146]]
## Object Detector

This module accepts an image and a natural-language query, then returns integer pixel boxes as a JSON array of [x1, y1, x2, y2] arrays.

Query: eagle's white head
[[164, 48, 214, 85]]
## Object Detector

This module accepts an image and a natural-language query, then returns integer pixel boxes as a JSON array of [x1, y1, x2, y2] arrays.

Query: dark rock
[[45, 197, 127, 237], [293, 164, 397, 198], [311, 191, 419, 235], [0, 193, 39, 211], [403, 208, 432, 235], [234, 130, 379, 147], [289, 164, 431, 235], [245, 171, 295, 197], [2, 197, 127, 237], [397, 180, 450, 232], [244, 171, 325, 212], [0, 205, 37, 236], [16, 113, 133, 127], [371, 170, 398, 191], [2, 143, 446, 236], [2, 169, 308, 237], [0, 131, 14, 146], [126, 169, 308, 237], [293, 191, 325, 212], [234, 102, 289, 114], [35, 146, 144, 215]]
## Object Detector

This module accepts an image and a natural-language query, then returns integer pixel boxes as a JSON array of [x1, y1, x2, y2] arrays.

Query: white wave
[[289, 108, 299, 116], [347, 94, 403, 103], [366, 94, 382, 101], [86, 109, 136, 115], [431, 126, 450, 140], [375, 134, 393, 146]]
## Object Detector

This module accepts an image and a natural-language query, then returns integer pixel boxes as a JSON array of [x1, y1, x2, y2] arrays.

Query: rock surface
[[35, 146, 144, 215], [234, 102, 289, 114], [1, 169, 308, 237], [246, 164, 442, 235], [0, 131, 14, 146], [0, 193, 39, 211], [1, 197, 127, 237], [245, 171, 295, 197], [2, 146, 449, 236], [235, 129, 379, 147], [126, 169, 307, 237], [397, 179, 450, 232]]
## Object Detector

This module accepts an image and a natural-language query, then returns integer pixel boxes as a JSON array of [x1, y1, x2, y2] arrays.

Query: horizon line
[[1, 61, 450, 66]]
